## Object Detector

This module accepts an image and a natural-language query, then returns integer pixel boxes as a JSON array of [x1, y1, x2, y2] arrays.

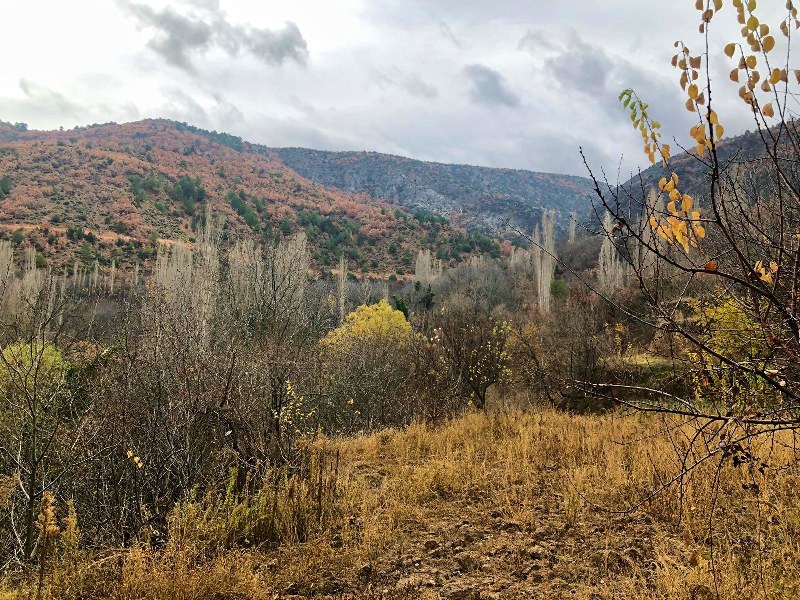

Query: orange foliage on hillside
[[0, 119, 480, 274]]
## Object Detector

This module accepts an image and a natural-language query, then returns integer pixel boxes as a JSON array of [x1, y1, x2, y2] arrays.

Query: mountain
[[272, 148, 596, 240], [623, 125, 800, 204], [0, 119, 502, 275]]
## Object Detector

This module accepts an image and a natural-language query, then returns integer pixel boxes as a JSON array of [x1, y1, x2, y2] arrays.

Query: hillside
[[0, 120, 498, 274], [623, 125, 800, 203], [272, 148, 596, 240]]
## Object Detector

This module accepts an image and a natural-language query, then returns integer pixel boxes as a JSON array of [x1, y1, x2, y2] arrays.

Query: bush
[[320, 300, 414, 432]]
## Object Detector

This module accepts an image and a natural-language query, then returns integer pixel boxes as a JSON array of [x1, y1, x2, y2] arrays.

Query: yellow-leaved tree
[[319, 300, 414, 433], [581, 0, 800, 420], [572, 1, 800, 590]]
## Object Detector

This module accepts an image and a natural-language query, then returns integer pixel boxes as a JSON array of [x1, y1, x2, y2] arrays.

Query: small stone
[[441, 583, 481, 600], [528, 545, 545, 560], [499, 521, 521, 533], [456, 552, 480, 572], [424, 539, 440, 550], [357, 563, 372, 579]]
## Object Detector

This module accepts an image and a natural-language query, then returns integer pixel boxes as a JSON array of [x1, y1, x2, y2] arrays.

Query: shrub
[[320, 301, 414, 432]]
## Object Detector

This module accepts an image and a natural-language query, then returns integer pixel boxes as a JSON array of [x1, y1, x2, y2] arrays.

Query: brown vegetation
[[2, 408, 798, 599]]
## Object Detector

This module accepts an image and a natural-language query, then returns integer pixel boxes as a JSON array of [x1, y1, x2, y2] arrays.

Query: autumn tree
[[319, 300, 414, 431], [570, 1, 800, 564]]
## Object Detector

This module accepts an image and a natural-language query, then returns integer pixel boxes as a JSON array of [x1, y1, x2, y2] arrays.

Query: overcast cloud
[[0, 1, 792, 177]]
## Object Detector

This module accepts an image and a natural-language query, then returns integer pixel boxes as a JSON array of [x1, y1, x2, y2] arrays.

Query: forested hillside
[[273, 148, 595, 240], [0, 120, 498, 274], [622, 125, 798, 205]]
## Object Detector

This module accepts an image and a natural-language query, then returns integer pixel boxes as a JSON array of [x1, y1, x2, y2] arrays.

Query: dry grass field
[[3, 408, 800, 600]]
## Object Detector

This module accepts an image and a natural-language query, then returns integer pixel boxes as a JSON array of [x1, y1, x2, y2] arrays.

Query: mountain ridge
[[271, 146, 596, 240]]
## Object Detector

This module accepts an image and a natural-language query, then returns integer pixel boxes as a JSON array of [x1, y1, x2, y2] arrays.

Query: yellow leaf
[[682, 195, 694, 212], [709, 110, 719, 124], [688, 84, 699, 99], [763, 102, 775, 117], [649, 216, 659, 230], [669, 188, 681, 202], [747, 15, 759, 30], [671, 172, 679, 185], [770, 261, 779, 273], [658, 177, 668, 190], [724, 42, 737, 58], [730, 68, 740, 82], [746, 55, 757, 69], [763, 35, 776, 52], [695, 224, 706, 239], [686, 98, 696, 112], [760, 272, 774, 284], [697, 143, 706, 157], [714, 0, 723, 9], [704, 260, 717, 271], [716, 124, 725, 138]]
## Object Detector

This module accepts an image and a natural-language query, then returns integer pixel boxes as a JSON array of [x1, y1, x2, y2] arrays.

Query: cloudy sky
[[0, 1, 792, 177]]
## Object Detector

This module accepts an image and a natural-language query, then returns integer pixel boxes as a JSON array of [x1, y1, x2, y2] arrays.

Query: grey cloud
[[523, 29, 687, 136], [184, 0, 221, 11], [243, 22, 308, 67], [439, 21, 461, 48], [370, 67, 438, 99], [19, 79, 82, 119], [544, 37, 611, 99], [518, 29, 556, 53], [159, 88, 246, 132], [161, 88, 210, 126], [403, 73, 438, 99], [125, 3, 213, 70], [463, 64, 520, 108], [119, 1, 308, 72]]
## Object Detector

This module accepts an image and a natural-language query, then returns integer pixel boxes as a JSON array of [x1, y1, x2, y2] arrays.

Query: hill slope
[[623, 125, 800, 203], [272, 148, 596, 240], [0, 120, 496, 274]]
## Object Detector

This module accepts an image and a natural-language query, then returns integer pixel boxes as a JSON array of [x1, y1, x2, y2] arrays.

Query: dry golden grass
[[4, 408, 800, 599]]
